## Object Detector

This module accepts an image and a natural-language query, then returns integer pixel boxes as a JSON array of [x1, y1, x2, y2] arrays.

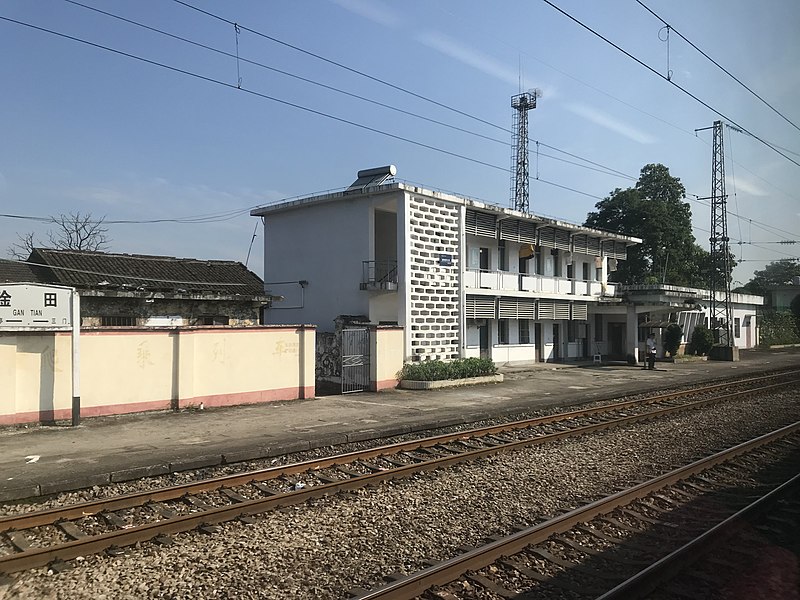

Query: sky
[[1, 0, 798, 287]]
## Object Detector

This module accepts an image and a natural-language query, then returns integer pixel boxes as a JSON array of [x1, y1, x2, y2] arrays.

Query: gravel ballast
[[3, 389, 798, 599]]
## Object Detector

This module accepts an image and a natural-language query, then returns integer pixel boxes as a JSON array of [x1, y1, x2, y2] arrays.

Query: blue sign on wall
[[439, 254, 453, 267]]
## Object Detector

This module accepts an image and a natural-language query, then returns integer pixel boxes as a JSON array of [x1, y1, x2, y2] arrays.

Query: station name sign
[[0, 283, 73, 330]]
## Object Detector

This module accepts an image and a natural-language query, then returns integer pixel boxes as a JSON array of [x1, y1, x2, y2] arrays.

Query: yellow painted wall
[[0, 325, 316, 425], [371, 326, 404, 390]]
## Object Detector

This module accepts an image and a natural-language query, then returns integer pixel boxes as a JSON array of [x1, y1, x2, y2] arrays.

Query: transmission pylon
[[511, 91, 537, 213], [708, 120, 734, 348]]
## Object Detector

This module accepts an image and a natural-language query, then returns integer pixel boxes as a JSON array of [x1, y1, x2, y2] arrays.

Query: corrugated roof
[[27, 248, 267, 297]]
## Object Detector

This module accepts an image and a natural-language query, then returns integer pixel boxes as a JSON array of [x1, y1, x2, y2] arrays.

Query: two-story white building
[[251, 167, 642, 364]]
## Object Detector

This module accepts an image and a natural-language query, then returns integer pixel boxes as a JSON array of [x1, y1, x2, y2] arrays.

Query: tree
[[686, 324, 714, 356], [584, 164, 729, 287], [663, 323, 683, 357], [738, 259, 800, 296], [7, 212, 110, 259]]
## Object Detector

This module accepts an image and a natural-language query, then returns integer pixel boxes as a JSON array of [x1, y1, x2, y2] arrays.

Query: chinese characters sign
[[0, 284, 73, 330]]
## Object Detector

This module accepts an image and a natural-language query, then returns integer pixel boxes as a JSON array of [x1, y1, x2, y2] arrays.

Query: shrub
[[398, 358, 497, 381], [663, 323, 683, 357], [759, 310, 800, 347], [687, 324, 714, 356]]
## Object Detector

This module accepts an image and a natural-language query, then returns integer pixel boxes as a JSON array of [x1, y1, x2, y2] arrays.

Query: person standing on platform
[[645, 332, 657, 370]]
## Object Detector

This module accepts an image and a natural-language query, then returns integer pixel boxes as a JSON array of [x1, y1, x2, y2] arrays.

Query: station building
[[252, 166, 764, 365]]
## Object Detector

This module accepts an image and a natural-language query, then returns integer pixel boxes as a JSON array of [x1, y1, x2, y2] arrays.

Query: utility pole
[[696, 120, 738, 360], [511, 91, 538, 213]]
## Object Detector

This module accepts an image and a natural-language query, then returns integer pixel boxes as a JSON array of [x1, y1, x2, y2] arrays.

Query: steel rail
[[352, 421, 800, 599], [2, 371, 795, 533], [1, 375, 795, 535], [595, 472, 800, 599], [0, 377, 796, 574]]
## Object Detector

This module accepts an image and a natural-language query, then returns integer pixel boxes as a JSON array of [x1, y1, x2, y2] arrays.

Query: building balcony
[[360, 260, 398, 292], [465, 268, 612, 298]]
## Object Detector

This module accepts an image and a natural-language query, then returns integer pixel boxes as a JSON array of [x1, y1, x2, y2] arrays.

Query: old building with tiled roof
[[7, 249, 270, 327]]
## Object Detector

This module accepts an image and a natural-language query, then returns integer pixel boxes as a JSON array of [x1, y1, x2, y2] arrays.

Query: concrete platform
[[1, 348, 798, 503]]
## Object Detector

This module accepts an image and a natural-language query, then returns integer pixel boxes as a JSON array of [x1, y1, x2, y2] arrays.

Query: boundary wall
[[0, 325, 315, 425]]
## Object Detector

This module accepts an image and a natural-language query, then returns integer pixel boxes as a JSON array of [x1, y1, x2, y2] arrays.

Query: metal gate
[[342, 328, 370, 393]]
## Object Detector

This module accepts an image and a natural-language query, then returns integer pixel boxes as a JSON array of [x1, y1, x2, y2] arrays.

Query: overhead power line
[[63, 0, 633, 182], [540, 0, 800, 169], [0, 14, 611, 202], [635, 0, 800, 134]]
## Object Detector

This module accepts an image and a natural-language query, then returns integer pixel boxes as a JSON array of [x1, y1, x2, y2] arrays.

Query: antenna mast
[[511, 91, 538, 213]]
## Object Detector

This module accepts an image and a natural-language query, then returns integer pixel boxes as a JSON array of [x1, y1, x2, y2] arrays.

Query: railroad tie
[[101, 511, 128, 529], [252, 482, 283, 496], [149, 502, 177, 519], [56, 520, 87, 541], [5, 531, 32, 552], [220, 488, 248, 503], [465, 573, 516, 599]]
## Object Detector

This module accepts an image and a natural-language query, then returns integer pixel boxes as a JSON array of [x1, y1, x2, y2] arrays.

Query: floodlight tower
[[511, 91, 538, 213], [707, 120, 736, 357]]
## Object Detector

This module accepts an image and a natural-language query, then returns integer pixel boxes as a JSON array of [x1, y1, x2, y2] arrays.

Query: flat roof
[[251, 181, 643, 245]]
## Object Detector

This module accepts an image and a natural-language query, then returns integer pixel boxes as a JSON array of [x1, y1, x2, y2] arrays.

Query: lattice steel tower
[[511, 92, 537, 213], [709, 120, 734, 347]]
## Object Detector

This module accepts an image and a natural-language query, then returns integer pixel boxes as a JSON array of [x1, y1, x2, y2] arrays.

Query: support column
[[626, 304, 639, 363]]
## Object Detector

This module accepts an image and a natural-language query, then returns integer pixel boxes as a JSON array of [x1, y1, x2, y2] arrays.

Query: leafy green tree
[[585, 164, 728, 287], [663, 323, 683, 357], [686, 324, 714, 356], [738, 259, 800, 296]]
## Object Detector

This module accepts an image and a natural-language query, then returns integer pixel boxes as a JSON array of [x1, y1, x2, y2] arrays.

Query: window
[[734, 317, 741, 338], [552, 249, 562, 277], [595, 313, 603, 342], [101, 316, 137, 327], [568, 321, 578, 342], [479, 247, 490, 271], [519, 256, 528, 274], [498, 240, 508, 271], [199, 316, 230, 326], [582, 262, 590, 280], [498, 319, 509, 344], [519, 320, 530, 344], [566, 262, 574, 280]]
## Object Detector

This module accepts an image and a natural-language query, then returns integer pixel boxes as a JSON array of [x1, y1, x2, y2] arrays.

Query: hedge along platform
[[399, 374, 505, 390]]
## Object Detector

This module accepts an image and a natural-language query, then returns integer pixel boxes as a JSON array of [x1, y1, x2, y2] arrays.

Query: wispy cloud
[[330, 0, 402, 28], [416, 31, 520, 88], [566, 103, 657, 144], [729, 177, 768, 197]]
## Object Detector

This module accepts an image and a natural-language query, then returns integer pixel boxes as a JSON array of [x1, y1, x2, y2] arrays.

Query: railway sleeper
[[5, 531, 32, 553], [220, 488, 248, 503], [465, 573, 517, 599], [251, 482, 282, 496], [101, 511, 128, 528], [527, 547, 621, 581], [56, 520, 87, 541]]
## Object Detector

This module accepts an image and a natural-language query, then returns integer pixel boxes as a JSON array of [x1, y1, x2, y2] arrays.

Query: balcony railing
[[360, 260, 398, 291], [465, 268, 613, 297]]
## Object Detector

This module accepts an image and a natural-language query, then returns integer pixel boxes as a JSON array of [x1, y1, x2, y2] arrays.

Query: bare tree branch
[[47, 212, 110, 252], [7, 232, 38, 260], [6, 212, 111, 259]]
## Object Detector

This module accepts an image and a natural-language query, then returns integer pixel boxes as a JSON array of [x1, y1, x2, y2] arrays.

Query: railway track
[[1, 370, 798, 576], [352, 421, 800, 599]]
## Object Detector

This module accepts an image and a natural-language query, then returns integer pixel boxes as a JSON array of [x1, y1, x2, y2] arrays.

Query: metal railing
[[360, 260, 398, 291]]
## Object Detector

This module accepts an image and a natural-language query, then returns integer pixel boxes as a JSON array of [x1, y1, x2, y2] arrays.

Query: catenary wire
[[167, 0, 800, 203], [635, 0, 800, 134], [540, 0, 800, 169], [3, 12, 796, 263], [0, 14, 610, 202], [63, 0, 634, 182]]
